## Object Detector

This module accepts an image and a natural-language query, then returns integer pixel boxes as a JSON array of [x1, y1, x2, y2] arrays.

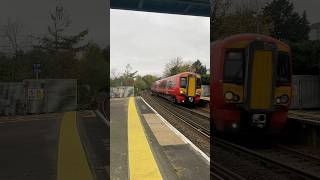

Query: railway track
[[142, 93, 210, 137], [214, 137, 320, 180], [143, 92, 320, 179], [142, 93, 247, 180], [211, 163, 246, 180]]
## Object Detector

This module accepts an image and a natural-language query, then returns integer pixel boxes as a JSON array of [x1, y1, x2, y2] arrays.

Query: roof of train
[[211, 33, 289, 48], [153, 72, 201, 84]]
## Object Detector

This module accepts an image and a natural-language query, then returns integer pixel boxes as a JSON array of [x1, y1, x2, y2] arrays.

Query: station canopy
[[110, 0, 210, 17]]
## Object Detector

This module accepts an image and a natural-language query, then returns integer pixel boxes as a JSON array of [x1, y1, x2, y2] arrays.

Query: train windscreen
[[180, 77, 187, 88], [277, 52, 290, 85], [224, 50, 244, 83]]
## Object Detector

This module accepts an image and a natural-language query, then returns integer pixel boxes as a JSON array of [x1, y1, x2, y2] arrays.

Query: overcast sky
[[0, 0, 108, 48], [290, 0, 319, 23], [110, 9, 210, 77]]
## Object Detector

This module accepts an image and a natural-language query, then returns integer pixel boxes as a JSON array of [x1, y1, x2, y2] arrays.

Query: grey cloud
[[111, 10, 209, 76]]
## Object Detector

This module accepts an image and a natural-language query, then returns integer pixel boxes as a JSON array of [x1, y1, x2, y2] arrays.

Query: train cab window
[[277, 52, 290, 85], [224, 50, 244, 83], [180, 77, 187, 88], [196, 78, 202, 88]]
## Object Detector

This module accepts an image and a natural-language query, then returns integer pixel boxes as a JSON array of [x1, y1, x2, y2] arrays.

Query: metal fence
[[0, 83, 25, 115], [291, 75, 320, 109], [0, 79, 77, 115], [201, 85, 210, 97], [110, 86, 134, 98]]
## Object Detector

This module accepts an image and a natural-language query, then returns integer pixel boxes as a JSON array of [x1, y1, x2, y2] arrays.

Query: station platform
[[0, 110, 108, 180], [110, 97, 209, 180], [288, 110, 320, 125], [200, 96, 210, 102]]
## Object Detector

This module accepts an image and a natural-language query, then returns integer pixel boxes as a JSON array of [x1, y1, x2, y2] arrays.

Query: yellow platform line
[[128, 97, 163, 180], [57, 112, 94, 180]]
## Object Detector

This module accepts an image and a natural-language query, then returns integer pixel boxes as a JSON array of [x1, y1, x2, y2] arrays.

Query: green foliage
[[201, 74, 210, 85], [134, 75, 160, 95], [191, 60, 207, 75], [134, 75, 147, 95], [211, 0, 232, 41], [211, 0, 272, 41], [142, 75, 159, 89], [263, 0, 310, 42], [78, 44, 109, 109], [290, 40, 320, 75], [110, 64, 138, 87], [191, 59, 209, 84]]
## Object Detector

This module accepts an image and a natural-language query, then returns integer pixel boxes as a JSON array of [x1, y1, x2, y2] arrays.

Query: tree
[[78, 43, 108, 108], [211, 0, 232, 41], [191, 59, 210, 85], [290, 41, 320, 75], [191, 60, 207, 75], [212, 0, 272, 40], [134, 75, 147, 95], [163, 57, 190, 77], [142, 75, 159, 89], [1, 18, 25, 57], [35, 5, 89, 52], [263, 0, 310, 42], [122, 64, 138, 86]]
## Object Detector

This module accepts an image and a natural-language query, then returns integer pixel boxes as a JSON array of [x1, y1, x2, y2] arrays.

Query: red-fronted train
[[211, 34, 292, 134], [151, 72, 202, 104]]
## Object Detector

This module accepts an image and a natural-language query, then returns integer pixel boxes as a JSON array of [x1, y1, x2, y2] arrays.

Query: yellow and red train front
[[152, 72, 202, 104], [211, 34, 292, 133]]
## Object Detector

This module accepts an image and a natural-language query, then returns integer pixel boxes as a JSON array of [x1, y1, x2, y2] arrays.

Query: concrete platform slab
[[0, 113, 61, 180], [143, 114, 186, 146], [289, 110, 320, 125], [110, 98, 129, 180]]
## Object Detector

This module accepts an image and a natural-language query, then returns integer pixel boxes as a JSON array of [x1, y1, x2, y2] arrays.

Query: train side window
[[162, 80, 167, 88], [180, 77, 187, 88], [277, 52, 290, 85], [224, 50, 244, 83], [196, 78, 202, 88], [168, 81, 175, 88]]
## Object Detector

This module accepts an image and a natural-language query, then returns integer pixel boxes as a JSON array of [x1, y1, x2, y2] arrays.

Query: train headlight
[[180, 89, 186, 94], [224, 91, 234, 100]]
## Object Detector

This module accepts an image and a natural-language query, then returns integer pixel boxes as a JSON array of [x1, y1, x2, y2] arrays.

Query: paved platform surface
[[200, 97, 210, 102], [289, 110, 320, 125], [0, 110, 108, 180], [110, 98, 129, 180], [0, 113, 61, 180], [110, 97, 209, 180]]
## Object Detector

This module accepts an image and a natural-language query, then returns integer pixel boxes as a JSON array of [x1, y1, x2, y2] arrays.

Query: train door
[[245, 41, 277, 110], [187, 75, 196, 97]]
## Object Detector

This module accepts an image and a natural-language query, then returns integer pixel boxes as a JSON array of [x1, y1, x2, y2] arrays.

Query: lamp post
[[253, 12, 260, 34]]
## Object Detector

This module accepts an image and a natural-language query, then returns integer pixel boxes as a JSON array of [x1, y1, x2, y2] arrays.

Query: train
[[151, 72, 202, 104], [211, 34, 292, 134]]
